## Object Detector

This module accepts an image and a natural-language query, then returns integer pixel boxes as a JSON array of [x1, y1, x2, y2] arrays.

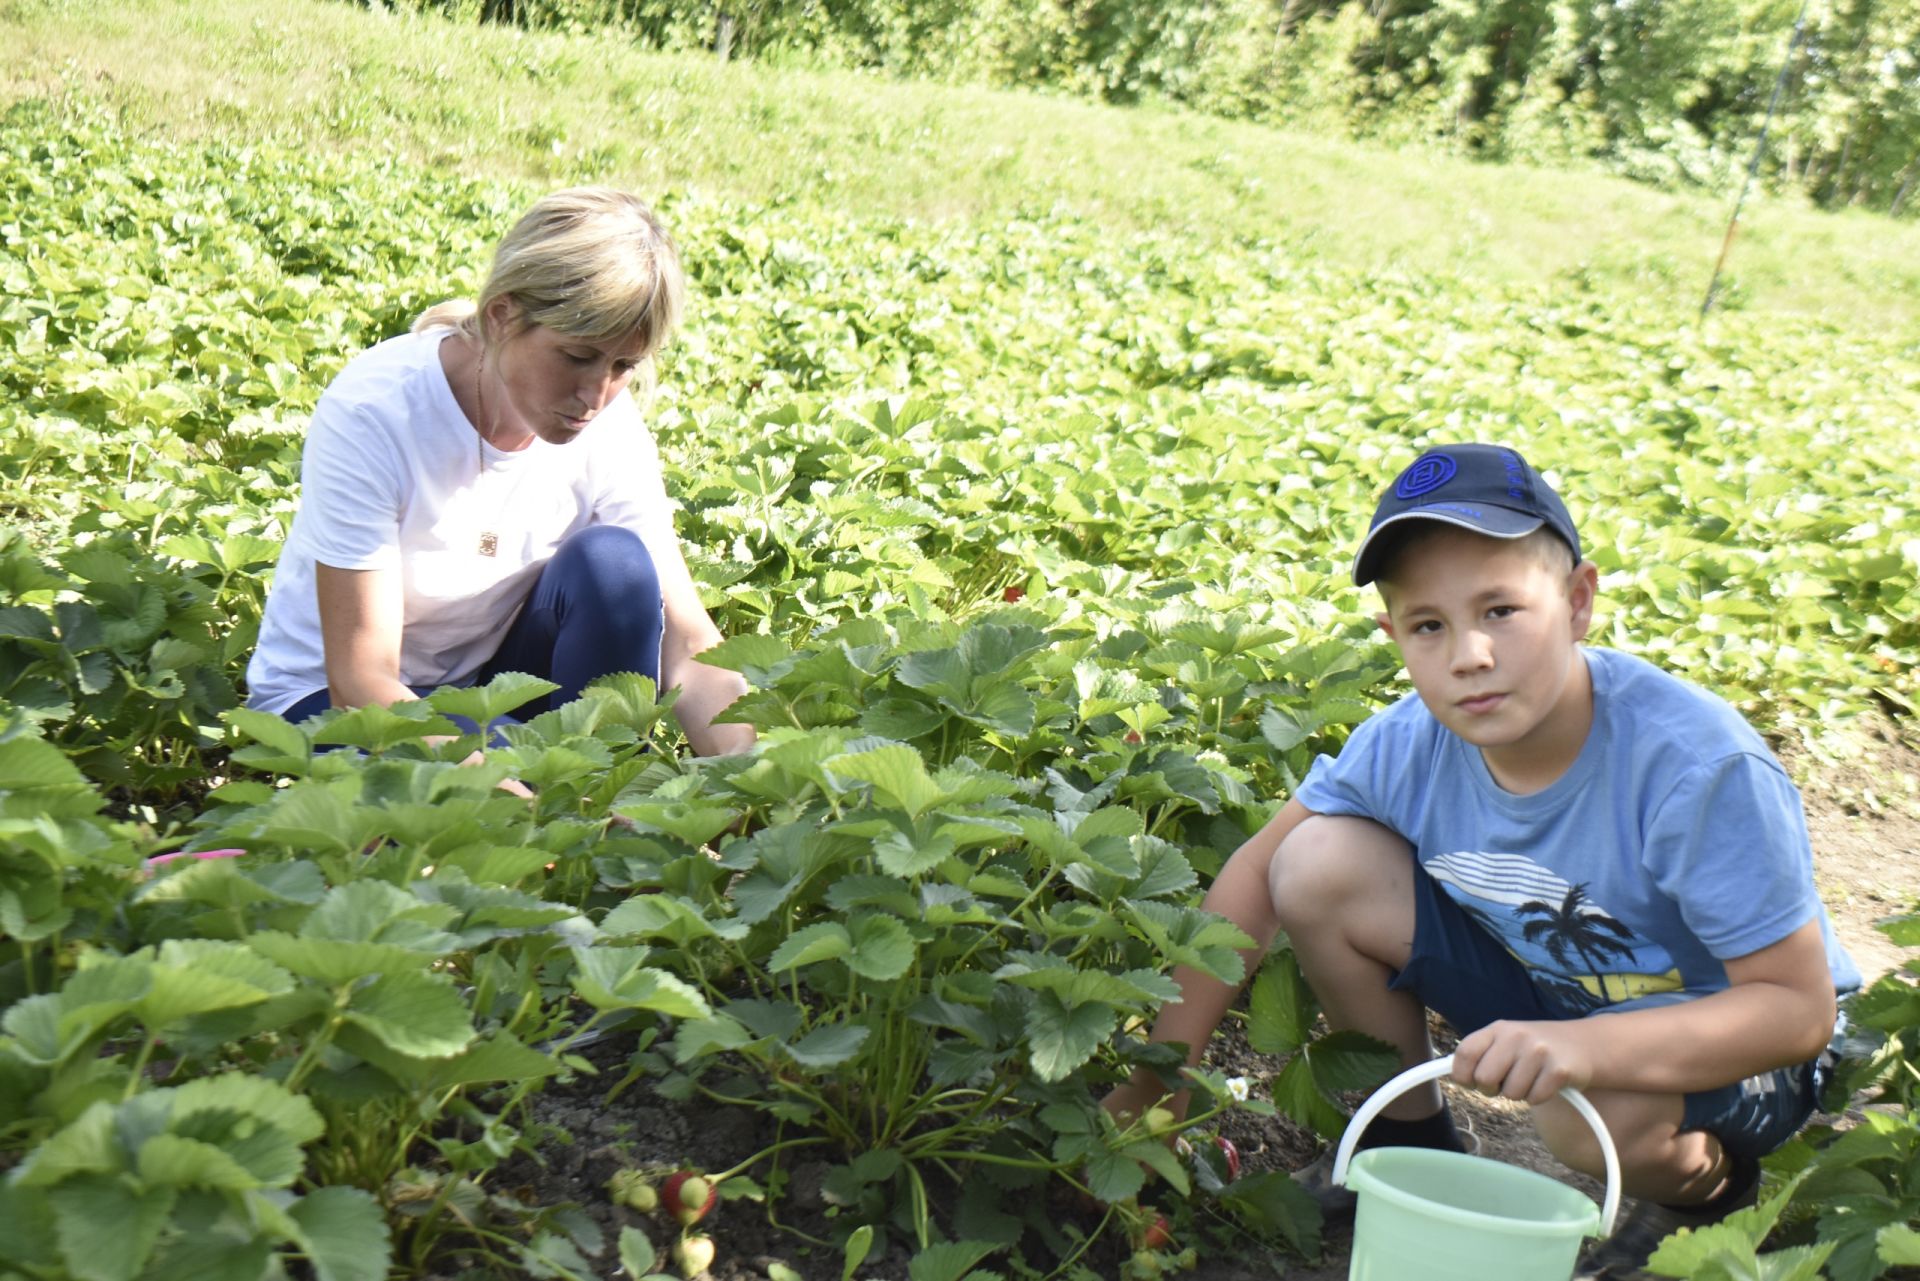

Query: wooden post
[[1701, 0, 1810, 320]]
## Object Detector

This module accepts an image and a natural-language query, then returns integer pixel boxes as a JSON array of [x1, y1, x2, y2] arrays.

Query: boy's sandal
[[1288, 1145, 1359, 1219], [1573, 1155, 1760, 1280], [1288, 1113, 1481, 1223]]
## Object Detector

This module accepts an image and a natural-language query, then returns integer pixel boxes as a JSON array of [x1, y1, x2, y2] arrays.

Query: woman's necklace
[[472, 354, 532, 558]]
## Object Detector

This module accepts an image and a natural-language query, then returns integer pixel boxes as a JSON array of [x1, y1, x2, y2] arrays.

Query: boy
[[1111, 444, 1859, 1277]]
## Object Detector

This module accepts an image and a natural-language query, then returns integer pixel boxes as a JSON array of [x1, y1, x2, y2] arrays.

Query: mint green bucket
[[1332, 1055, 1621, 1281]]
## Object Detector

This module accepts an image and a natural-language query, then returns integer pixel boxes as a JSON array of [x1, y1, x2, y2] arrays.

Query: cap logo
[[1500, 449, 1528, 500], [1394, 453, 1457, 499]]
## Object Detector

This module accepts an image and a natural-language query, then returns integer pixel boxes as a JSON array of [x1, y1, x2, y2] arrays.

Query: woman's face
[[484, 303, 650, 446]]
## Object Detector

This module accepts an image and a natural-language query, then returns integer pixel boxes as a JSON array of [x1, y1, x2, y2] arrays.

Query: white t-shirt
[[246, 328, 679, 714]]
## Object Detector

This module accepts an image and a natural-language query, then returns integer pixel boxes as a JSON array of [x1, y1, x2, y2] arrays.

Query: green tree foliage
[[377, 0, 1920, 213]]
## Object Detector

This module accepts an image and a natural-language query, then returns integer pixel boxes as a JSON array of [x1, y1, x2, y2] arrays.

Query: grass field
[[6, 0, 1920, 328]]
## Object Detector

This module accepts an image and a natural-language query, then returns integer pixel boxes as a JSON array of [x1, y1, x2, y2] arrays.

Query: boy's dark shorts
[[1389, 867, 1827, 1161]]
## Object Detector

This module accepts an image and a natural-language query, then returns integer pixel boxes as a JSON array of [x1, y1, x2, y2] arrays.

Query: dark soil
[[479, 716, 1920, 1280]]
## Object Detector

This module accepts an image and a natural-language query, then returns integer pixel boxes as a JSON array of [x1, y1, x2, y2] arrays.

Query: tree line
[[392, 0, 1920, 215]]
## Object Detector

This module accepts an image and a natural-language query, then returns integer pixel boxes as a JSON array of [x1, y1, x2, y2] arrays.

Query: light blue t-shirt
[[1295, 647, 1860, 1016]]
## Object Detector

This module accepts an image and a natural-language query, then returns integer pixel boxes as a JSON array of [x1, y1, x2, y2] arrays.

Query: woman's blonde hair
[[413, 187, 686, 395]]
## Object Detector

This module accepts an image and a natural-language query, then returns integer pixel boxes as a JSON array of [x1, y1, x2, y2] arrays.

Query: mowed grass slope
[[4, 0, 1920, 328]]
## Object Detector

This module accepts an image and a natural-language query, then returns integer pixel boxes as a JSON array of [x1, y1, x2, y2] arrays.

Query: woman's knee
[[1269, 815, 1412, 931], [552, 526, 660, 604]]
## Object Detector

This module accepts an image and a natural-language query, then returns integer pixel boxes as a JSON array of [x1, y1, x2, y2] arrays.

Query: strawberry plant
[[1, 85, 1917, 1281], [1759, 911, 1920, 1280], [0, 1074, 389, 1281], [0, 532, 242, 800], [0, 726, 152, 1007]]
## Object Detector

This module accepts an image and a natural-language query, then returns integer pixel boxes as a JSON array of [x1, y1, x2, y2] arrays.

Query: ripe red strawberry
[[1003, 585, 1026, 602], [1213, 1136, 1241, 1181], [661, 1171, 715, 1227]]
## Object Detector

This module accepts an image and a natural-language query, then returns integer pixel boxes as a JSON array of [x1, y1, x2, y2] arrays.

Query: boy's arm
[[1451, 918, 1836, 1104], [1104, 797, 1317, 1122]]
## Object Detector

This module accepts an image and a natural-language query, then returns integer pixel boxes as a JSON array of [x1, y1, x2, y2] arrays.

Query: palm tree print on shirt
[[1423, 850, 1676, 1012], [1516, 883, 1639, 1005]]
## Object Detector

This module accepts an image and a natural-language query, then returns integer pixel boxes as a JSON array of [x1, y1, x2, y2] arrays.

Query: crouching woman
[[245, 187, 751, 759]]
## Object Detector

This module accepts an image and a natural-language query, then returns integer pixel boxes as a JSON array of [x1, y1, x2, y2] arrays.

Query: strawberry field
[[2, 92, 1920, 1281]]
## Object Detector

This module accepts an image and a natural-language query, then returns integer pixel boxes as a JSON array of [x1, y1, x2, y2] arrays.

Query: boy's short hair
[[1353, 444, 1581, 586]]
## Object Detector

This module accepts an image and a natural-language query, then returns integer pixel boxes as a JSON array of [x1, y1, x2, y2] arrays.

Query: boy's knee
[[1270, 815, 1412, 929], [1535, 1091, 1702, 1187], [1534, 1097, 1612, 1177]]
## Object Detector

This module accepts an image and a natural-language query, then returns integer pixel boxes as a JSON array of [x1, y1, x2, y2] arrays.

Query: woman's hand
[[449, 745, 535, 801]]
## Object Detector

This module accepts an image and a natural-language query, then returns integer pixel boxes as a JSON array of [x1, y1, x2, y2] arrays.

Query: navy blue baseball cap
[[1352, 444, 1581, 586]]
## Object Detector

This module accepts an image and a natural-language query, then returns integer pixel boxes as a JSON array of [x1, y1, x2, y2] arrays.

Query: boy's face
[[1375, 527, 1598, 765]]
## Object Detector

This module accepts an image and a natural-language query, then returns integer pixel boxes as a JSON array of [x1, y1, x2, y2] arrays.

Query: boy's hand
[[1451, 1020, 1596, 1105]]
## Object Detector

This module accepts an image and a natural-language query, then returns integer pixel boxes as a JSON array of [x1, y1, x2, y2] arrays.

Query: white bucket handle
[[1330, 1053, 1621, 1237]]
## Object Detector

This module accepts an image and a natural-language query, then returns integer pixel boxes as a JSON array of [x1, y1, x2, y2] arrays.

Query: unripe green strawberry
[[1142, 1106, 1179, 1136], [674, 1234, 716, 1278], [662, 1171, 716, 1226], [606, 1168, 658, 1213]]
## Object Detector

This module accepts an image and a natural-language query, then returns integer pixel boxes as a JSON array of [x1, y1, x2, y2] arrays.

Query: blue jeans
[[282, 524, 663, 737]]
